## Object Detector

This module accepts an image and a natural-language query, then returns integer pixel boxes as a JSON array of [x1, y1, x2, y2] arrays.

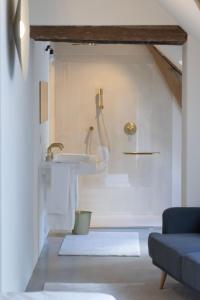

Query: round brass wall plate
[[124, 122, 137, 135]]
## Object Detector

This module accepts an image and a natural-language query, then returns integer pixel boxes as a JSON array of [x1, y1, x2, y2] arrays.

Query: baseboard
[[91, 214, 162, 228]]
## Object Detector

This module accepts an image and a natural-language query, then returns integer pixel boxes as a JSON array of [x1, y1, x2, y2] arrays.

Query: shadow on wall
[[6, 0, 16, 78]]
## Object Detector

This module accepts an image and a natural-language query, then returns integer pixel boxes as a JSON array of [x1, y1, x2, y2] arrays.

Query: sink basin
[[53, 153, 95, 164]]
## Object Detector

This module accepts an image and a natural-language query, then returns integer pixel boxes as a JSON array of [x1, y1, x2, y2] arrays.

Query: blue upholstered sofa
[[148, 207, 200, 292]]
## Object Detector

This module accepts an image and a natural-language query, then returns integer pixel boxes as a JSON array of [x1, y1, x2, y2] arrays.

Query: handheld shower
[[96, 88, 104, 110]]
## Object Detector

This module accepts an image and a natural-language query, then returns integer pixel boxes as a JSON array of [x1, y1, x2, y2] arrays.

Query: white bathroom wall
[[0, 0, 49, 292], [49, 61, 56, 143], [54, 44, 180, 227], [0, 0, 3, 291], [172, 101, 182, 207], [30, 0, 177, 26], [32, 43, 50, 254], [182, 35, 200, 206]]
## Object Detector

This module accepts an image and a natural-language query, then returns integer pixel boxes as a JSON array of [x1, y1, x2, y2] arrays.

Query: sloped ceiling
[[158, 0, 200, 41]]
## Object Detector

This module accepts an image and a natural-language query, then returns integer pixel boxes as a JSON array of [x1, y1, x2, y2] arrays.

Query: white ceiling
[[158, 0, 200, 41], [30, 0, 177, 25]]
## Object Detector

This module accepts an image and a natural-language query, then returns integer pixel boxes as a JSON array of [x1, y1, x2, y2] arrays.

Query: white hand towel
[[46, 163, 70, 215], [45, 163, 78, 231]]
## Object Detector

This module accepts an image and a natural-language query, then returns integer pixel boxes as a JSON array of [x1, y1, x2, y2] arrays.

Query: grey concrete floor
[[26, 228, 199, 299]]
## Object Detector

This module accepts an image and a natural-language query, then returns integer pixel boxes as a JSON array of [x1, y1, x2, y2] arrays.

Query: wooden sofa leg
[[160, 271, 167, 289]]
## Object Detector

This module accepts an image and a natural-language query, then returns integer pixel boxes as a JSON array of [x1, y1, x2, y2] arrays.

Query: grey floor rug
[[44, 282, 199, 300], [59, 232, 140, 256]]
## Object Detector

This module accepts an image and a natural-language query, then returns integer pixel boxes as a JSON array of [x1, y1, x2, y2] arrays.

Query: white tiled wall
[[54, 44, 181, 227]]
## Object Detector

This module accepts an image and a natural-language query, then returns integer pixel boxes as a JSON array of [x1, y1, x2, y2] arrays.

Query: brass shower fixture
[[124, 122, 137, 135], [96, 88, 104, 110], [46, 142, 64, 161]]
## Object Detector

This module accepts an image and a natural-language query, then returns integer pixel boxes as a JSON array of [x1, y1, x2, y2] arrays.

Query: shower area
[[49, 43, 182, 228]]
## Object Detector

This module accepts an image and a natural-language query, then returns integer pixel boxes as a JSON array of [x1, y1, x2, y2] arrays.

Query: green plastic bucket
[[72, 211, 92, 235]]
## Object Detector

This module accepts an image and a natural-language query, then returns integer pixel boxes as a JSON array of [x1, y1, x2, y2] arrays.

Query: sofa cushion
[[182, 252, 200, 292], [148, 233, 200, 280]]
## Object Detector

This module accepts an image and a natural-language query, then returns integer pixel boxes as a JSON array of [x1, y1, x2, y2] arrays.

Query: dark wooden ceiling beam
[[195, 0, 200, 9], [30, 25, 187, 45]]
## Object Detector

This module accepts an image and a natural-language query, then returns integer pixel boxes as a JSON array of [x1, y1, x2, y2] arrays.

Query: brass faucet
[[46, 142, 64, 161]]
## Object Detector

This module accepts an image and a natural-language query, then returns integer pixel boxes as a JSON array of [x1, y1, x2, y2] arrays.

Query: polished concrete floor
[[26, 228, 199, 299]]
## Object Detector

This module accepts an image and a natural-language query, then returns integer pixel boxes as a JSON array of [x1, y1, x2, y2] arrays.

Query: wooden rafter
[[195, 0, 200, 9], [30, 25, 187, 45], [153, 46, 182, 75], [148, 45, 182, 107]]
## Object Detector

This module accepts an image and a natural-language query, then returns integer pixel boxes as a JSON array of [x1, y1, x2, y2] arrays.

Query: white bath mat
[[59, 231, 140, 256]]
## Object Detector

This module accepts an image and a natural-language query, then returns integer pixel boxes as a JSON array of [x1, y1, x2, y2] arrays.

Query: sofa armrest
[[162, 207, 200, 234]]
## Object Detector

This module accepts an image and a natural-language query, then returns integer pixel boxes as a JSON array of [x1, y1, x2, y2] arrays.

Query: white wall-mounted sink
[[53, 153, 95, 164], [41, 151, 108, 232]]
